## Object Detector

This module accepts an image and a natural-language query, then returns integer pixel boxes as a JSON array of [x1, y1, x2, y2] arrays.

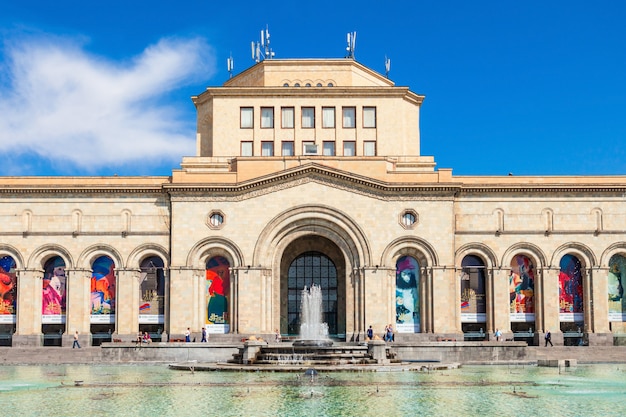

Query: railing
[[463, 328, 485, 340]]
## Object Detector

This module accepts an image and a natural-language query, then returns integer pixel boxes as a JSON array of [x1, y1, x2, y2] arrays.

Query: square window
[[303, 141, 317, 155], [323, 141, 335, 156], [282, 107, 294, 128], [342, 107, 356, 128], [261, 141, 274, 156], [364, 141, 376, 156], [363, 107, 376, 128], [261, 107, 274, 128], [302, 107, 315, 128], [241, 141, 253, 156], [322, 107, 335, 128], [343, 141, 356, 156], [282, 141, 294, 156], [240, 107, 253, 129]]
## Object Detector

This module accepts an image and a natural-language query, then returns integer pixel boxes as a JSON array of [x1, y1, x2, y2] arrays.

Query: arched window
[[0, 256, 17, 316], [139, 257, 165, 322], [559, 254, 583, 320], [396, 256, 420, 333], [608, 254, 626, 322], [206, 257, 230, 332], [287, 252, 337, 336], [509, 255, 535, 321], [460, 255, 486, 325], [42, 256, 66, 319], [90, 256, 116, 317]]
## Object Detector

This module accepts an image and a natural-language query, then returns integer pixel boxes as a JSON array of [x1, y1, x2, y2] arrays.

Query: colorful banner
[[42, 256, 66, 321], [509, 255, 535, 317], [0, 256, 17, 321], [396, 255, 420, 333], [206, 256, 230, 328], [608, 254, 626, 321], [90, 256, 116, 318], [559, 254, 583, 318]]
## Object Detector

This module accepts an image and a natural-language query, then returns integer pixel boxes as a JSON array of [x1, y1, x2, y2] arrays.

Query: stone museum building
[[1, 57, 625, 347]]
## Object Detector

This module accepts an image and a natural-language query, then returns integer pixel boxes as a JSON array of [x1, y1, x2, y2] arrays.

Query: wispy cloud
[[0, 34, 215, 175]]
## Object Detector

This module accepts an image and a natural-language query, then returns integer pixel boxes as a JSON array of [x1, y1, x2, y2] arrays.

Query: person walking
[[367, 325, 374, 340], [544, 330, 553, 347], [72, 330, 81, 349], [185, 327, 191, 343], [494, 328, 502, 341], [201, 327, 207, 342]]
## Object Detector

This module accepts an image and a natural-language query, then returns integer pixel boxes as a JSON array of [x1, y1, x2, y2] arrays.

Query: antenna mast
[[384, 55, 391, 78], [251, 25, 275, 63], [345, 32, 357, 59], [227, 53, 234, 78]]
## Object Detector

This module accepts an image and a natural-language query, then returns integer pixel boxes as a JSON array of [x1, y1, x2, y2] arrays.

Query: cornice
[[166, 163, 459, 201]]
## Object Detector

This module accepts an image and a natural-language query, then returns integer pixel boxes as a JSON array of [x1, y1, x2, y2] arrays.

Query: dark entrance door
[[287, 251, 338, 336]]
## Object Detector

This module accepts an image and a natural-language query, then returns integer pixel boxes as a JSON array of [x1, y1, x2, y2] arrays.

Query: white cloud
[[0, 34, 215, 174]]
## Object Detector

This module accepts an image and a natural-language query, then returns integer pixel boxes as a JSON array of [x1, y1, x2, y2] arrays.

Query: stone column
[[65, 269, 90, 345], [542, 268, 560, 342], [236, 267, 263, 335], [590, 267, 610, 333], [115, 269, 140, 339], [491, 269, 511, 337], [431, 267, 457, 335], [14, 269, 43, 346], [168, 267, 196, 338]]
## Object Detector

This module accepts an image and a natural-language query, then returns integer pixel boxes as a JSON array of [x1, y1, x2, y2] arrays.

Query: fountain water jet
[[293, 285, 333, 347]]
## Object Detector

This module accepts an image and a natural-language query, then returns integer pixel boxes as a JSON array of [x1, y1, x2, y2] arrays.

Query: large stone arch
[[127, 243, 170, 270], [501, 242, 548, 270], [0, 244, 25, 269], [27, 244, 74, 270], [254, 204, 371, 269], [600, 242, 626, 268], [455, 242, 498, 269], [253, 204, 371, 339], [186, 237, 244, 269], [77, 244, 124, 271], [550, 242, 596, 269], [380, 236, 439, 268]]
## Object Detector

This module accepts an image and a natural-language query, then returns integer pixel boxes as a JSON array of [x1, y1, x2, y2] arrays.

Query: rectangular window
[[281, 107, 294, 128], [323, 141, 335, 156], [261, 141, 274, 156], [281, 141, 294, 156], [342, 107, 356, 128], [364, 141, 376, 156], [261, 107, 274, 128], [302, 107, 315, 128], [363, 107, 376, 128], [241, 141, 253, 156], [343, 141, 356, 156], [322, 107, 335, 128], [303, 141, 317, 155], [240, 107, 253, 129]]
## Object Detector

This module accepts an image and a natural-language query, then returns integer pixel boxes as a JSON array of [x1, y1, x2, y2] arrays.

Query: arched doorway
[[280, 235, 347, 338], [286, 251, 338, 336], [460, 255, 486, 338], [559, 253, 584, 345]]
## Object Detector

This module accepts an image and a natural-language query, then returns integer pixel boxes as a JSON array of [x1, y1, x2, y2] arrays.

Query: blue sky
[[1, 1, 625, 177]]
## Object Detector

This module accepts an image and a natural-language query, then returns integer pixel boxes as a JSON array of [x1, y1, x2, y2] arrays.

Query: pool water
[[0, 364, 624, 417]]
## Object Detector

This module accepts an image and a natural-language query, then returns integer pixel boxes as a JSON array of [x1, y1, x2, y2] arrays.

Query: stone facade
[[0, 59, 625, 346]]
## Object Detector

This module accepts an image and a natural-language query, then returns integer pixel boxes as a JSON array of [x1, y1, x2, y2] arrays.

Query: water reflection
[[0, 364, 625, 416]]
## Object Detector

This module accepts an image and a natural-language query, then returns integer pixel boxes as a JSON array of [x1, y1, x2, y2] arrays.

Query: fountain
[[294, 285, 333, 347]]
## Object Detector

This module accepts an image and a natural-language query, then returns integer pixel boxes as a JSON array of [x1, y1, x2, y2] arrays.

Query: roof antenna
[[227, 53, 234, 78], [345, 31, 357, 59], [384, 55, 391, 78], [251, 25, 275, 63]]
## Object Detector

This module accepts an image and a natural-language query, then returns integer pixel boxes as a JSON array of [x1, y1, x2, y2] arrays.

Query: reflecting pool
[[0, 364, 625, 417]]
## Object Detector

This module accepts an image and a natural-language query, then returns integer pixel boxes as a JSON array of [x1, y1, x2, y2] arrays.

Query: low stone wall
[[100, 342, 241, 363], [388, 341, 533, 363]]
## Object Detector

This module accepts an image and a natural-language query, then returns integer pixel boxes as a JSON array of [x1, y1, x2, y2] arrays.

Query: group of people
[[364, 324, 395, 342], [136, 331, 152, 344]]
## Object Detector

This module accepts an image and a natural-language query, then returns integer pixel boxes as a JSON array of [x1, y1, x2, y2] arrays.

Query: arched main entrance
[[280, 236, 346, 338]]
